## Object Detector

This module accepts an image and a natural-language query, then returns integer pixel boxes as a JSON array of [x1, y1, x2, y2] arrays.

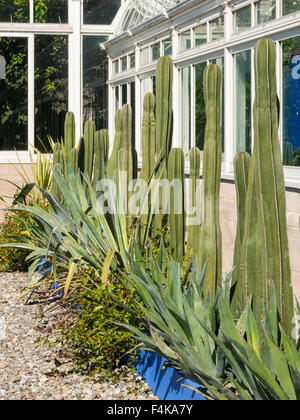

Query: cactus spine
[[239, 39, 294, 334], [198, 64, 222, 298], [168, 148, 186, 261], [187, 147, 201, 255]]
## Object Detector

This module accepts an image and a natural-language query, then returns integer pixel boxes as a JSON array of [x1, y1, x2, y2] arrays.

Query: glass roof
[[114, 0, 184, 35]]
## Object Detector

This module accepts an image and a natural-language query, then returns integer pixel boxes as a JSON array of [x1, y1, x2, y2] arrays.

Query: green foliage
[[58, 269, 141, 378], [234, 39, 294, 335], [198, 64, 222, 298], [205, 287, 300, 400], [0, 211, 31, 272]]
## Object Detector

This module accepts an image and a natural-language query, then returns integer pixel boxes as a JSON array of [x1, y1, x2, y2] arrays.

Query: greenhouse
[[1, 0, 300, 402]]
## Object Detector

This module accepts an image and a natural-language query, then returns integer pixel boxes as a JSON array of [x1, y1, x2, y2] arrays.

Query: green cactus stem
[[187, 147, 201, 256], [168, 148, 186, 261], [197, 64, 222, 298]]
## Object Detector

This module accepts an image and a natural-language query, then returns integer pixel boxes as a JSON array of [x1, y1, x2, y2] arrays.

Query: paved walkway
[[0, 272, 155, 400]]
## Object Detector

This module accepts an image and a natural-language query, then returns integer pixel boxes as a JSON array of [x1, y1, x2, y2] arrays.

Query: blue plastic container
[[135, 350, 207, 401]]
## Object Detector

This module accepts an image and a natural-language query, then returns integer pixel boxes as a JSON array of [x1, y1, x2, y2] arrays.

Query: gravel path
[[0, 272, 156, 400]]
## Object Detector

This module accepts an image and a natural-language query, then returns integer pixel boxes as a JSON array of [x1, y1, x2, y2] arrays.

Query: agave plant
[[113, 243, 240, 399], [199, 285, 300, 400]]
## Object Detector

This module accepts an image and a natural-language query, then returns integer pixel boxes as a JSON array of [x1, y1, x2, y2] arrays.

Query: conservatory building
[[1, 0, 300, 294]]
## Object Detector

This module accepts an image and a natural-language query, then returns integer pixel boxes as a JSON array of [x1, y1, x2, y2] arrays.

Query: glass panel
[[282, 0, 300, 15], [210, 17, 224, 41], [195, 62, 206, 151], [211, 57, 225, 152], [115, 86, 120, 111], [234, 6, 252, 33], [194, 24, 207, 47], [83, 0, 121, 25], [35, 35, 68, 152], [256, 0, 276, 25], [282, 37, 300, 166], [163, 39, 172, 56], [181, 67, 191, 155], [34, 0, 68, 23], [234, 50, 252, 155], [129, 53, 135, 69], [152, 43, 160, 61], [0, 0, 29, 22], [0, 37, 28, 151], [122, 84, 127, 106], [180, 31, 191, 52], [121, 56, 127, 72], [141, 47, 149, 65], [113, 60, 119, 74], [83, 36, 108, 132]]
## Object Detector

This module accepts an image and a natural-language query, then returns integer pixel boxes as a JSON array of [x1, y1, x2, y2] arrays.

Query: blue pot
[[135, 350, 207, 401]]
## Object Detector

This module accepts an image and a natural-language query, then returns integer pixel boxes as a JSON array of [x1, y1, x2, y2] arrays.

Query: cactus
[[140, 93, 156, 184], [231, 152, 251, 318], [168, 148, 185, 261], [107, 110, 123, 180], [64, 112, 76, 163], [197, 64, 222, 298], [70, 147, 78, 175], [119, 104, 137, 223], [77, 137, 85, 175], [139, 93, 156, 230], [94, 129, 109, 186], [187, 147, 201, 256], [154, 56, 174, 234], [239, 39, 294, 335], [83, 121, 95, 181]]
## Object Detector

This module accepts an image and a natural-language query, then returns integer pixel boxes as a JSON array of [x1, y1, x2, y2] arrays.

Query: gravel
[[0, 272, 157, 400]]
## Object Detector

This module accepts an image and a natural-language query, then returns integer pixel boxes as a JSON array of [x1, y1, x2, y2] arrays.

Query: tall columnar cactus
[[64, 112, 76, 163], [154, 56, 174, 234], [70, 147, 78, 175], [198, 64, 222, 298], [107, 109, 123, 180], [139, 93, 156, 229], [239, 39, 294, 335], [231, 152, 251, 317], [187, 147, 201, 256], [156, 56, 173, 165], [168, 148, 186, 261], [140, 93, 156, 184], [119, 104, 137, 222], [83, 121, 95, 181], [94, 129, 109, 186]]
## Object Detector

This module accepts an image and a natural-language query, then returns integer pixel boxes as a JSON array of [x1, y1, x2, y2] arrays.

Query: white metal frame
[[106, 0, 300, 188], [0, 0, 118, 163]]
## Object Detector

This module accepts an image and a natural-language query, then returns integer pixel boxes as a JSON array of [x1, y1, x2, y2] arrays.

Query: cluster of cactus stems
[[53, 42, 294, 334], [232, 39, 294, 336]]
